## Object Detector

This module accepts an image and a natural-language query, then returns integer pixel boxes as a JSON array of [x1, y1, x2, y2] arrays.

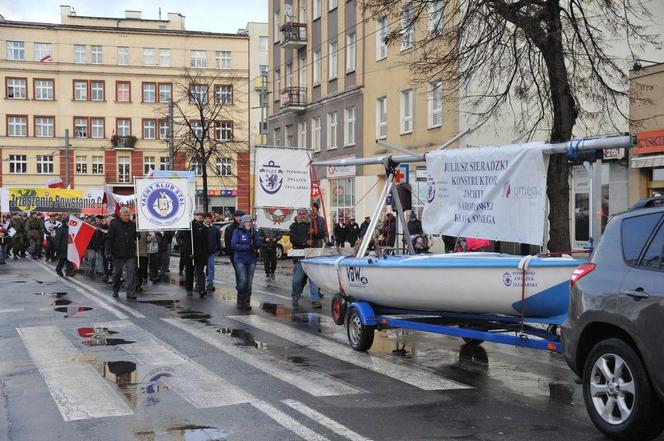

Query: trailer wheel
[[331, 294, 347, 326], [347, 308, 374, 351]]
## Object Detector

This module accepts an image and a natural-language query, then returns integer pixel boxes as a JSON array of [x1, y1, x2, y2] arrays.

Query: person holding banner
[[54, 217, 72, 277], [289, 209, 324, 309], [105, 207, 138, 300], [231, 215, 262, 310]]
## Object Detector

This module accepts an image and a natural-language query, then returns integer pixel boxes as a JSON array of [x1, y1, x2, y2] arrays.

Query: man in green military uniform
[[10, 213, 26, 259], [26, 212, 44, 258]]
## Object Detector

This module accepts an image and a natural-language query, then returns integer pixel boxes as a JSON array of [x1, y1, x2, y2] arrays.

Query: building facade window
[[273, 127, 282, 146], [190, 84, 208, 104], [74, 117, 88, 138], [330, 178, 355, 223], [376, 97, 388, 139], [75, 156, 88, 175], [143, 48, 156, 66], [143, 119, 156, 139], [400, 3, 414, 51], [117, 46, 129, 65], [376, 17, 388, 60], [143, 82, 156, 102], [274, 12, 281, 43], [7, 41, 25, 61], [190, 50, 207, 68], [346, 33, 356, 72], [118, 156, 130, 183], [313, 0, 321, 19], [274, 69, 281, 99], [91, 118, 105, 139], [344, 106, 356, 146], [312, 117, 321, 151], [7, 116, 28, 137], [327, 112, 338, 149], [285, 124, 294, 147], [299, 53, 307, 87], [259, 36, 269, 50], [74, 44, 86, 63], [159, 120, 169, 140], [74, 80, 88, 101], [328, 41, 338, 80], [313, 49, 321, 85], [191, 160, 203, 177], [216, 121, 233, 141], [214, 85, 233, 104], [216, 157, 232, 176], [9, 155, 27, 174], [35, 116, 55, 138], [329, 0, 337, 10], [159, 48, 171, 67], [34, 79, 54, 100], [401, 89, 413, 134], [91, 45, 103, 64], [191, 121, 203, 140], [428, 80, 443, 128], [92, 156, 104, 175], [36, 155, 54, 174], [34, 43, 52, 62], [90, 81, 104, 101], [6, 78, 26, 99], [298, 122, 307, 148], [116, 81, 131, 102], [216, 51, 232, 69], [159, 83, 172, 102], [159, 156, 169, 170], [428, 0, 445, 35], [117, 118, 131, 137], [144, 156, 155, 174], [286, 63, 293, 88]]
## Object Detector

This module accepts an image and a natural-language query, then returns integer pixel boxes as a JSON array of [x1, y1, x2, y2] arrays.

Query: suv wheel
[[582, 338, 664, 441]]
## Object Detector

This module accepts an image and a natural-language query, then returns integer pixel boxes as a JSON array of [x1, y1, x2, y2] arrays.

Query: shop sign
[[635, 130, 664, 155]]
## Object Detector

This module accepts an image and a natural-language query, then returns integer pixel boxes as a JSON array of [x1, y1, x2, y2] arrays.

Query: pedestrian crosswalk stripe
[[229, 315, 471, 391], [163, 318, 365, 397], [282, 399, 374, 441], [251, 400, 331, 441], [16, 326, 133, 421], [97, 320, 253, 408]]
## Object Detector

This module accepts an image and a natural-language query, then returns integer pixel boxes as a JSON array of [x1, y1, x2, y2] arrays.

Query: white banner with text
[[254, 148, 311, 209]]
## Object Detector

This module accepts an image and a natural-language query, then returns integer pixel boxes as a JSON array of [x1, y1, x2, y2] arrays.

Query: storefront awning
[[631, 154, 664, 168]]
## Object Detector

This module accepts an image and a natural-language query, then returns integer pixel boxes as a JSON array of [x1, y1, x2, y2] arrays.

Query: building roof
[[0, 19, 248, 39]]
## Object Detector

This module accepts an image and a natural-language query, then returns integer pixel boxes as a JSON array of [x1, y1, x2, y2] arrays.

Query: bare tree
[[363, 0, 658, 251], [168, 70, 247, 213]]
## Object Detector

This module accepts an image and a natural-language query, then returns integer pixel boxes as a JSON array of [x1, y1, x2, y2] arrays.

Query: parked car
[[276, 233, 292, 259], [561, 195, 664, 441]]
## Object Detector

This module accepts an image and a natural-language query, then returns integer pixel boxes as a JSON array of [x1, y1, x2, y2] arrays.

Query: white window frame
[[143, 83, 156, 103], [190, 50, 207, 68], [329, 0, 337, 10], [7, 41, 25, 61], [34, 79, 54, 100], [116, 82, 130, 102], [91, 45, 103, 64], [376, 17, 388, 60], [400, 89, 413, 134], [327, 112, 338, 150], [216, 157, 232, 176], [34, 43, 52, 62], [9, 155, 27, 174], [259, 36, 269, 50], [400, 3, 414, 51], [7, 116, 27, 137], [299, 53, 307, 88], [190, 84, 208, 104], [428, 80, 443, 128], [215, 85, 232, 104], [345, 33, 356, 73], [159, 48, 171, 67], [117, 46, 129, 65], [159, 156, 169, 170], [216, 121, 233, 141], [428, 0, 445, 35], [36, 154, 54, 174], [272, 127, 282, 146], [313, 49, 321, 86], [159, 83, 172, 102], [144, 156, 156, 174], [274, 12, 281, 43], [328, 41, 338, 80], [312, 117, 321, 152], [330, 178, 355, 224], [92, 156, 104, 175], [117, 119, 131, 137], [7, 78, 26, 99], [159, 120, 169, 140], [74, 44, 86, 64], [298, 122, 307, 149], [216, 51, 232, 69], [91, 118, 104, 139], [313, 0, 321, 19], [143, 120, 156, 139], [118, 157, 131, 183], [376, 96, 387, 140], [143, 48, 156, 66], [285, 124, 294, 147], [35, 117, 54, 138], [75, 155, 88, 175], [286, 63, 293, 88], [344, 107, 356, 146], [74, 118, 88, 138], [275, 69, 281, 99], [74, 81, 88, 101], [90, 81, 104, 101]]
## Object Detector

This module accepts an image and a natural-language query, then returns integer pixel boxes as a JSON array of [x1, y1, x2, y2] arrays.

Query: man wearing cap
[[347, 217, 360, 247], [224, 210, 245, 289], [359, 216, 371, 239], [105, 207, 138, 299], [26, 212, 44, 259]]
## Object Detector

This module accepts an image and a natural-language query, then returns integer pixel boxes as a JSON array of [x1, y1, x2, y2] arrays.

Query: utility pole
[[168, 99, 174, 169], [64, 129, 70, 188]]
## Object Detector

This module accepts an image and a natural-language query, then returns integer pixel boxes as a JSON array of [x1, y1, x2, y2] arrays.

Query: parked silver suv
[[561, 196, 664, 441]]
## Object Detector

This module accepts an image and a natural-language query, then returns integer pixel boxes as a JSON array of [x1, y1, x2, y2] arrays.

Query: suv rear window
[[641, 225, 664, 270], [622, 213, 663, 266]]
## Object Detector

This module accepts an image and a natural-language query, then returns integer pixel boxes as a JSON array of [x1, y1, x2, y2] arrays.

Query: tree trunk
[[541, 3, 578, 252]]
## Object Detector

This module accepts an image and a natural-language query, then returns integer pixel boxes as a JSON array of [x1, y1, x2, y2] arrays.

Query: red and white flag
[[67, 215, 96, 269], [46, 177, 65, 189]]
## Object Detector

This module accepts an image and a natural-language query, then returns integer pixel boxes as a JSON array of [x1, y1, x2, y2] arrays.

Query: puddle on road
[[53, 306, 93, 318], [101, 360, 138, 404], [139, 299, 181, 309], [53, 299, 72, 306], [178, 310, 212, 322], [217, 327, 269, 349], [83, 338, 135, 347], [34, 291, 68, 297], [135, 426, 228, 441]]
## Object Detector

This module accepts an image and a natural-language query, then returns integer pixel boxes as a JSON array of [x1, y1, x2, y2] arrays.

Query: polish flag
[[47, 177, 65, 189], [67, 215, 96, 269]]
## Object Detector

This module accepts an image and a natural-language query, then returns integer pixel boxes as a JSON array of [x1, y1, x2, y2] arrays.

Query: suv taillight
[[570, 263, 596, 288]]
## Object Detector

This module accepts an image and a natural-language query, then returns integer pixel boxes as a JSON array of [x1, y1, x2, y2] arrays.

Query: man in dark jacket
[[380, 212, 397, 248], [346, 217, 360, 247], [289, 208, 323, 309], [105, 207, 138, 299], [85, 216, 104, 279], [159, 230, 174, 276], [26, 212, 44, 258], [333, 219, 347, 247], [260, 229, 282, 281], [359, 216, 371, 239], [224, 210, 245, 289], [204, 213, 220, 292], [187, 209, 209, 297], [54, 217, 71, 277]]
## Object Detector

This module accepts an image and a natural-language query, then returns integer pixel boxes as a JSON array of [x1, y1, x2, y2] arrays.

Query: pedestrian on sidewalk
[[26, 212, 44, 259], [359, 216, 371, 239], [105, 207, 138, 300], [85, 217, 104, 280], [289, 208, 324, 309], [260, 228, 282, 281], [204, 213, 220, 292], [44, 215, 61, 262], [54, 216, 72, 277], [192, 210, 209, 297], [10, 213, 26, 259], [347, 217, 360, 247], [224, 210, 244, 289], [333, 218, 347, 248], [231, 215, 262, 310]]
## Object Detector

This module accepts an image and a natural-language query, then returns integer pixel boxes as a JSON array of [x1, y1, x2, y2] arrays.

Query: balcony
[[111, 135, 137, 149], [255, 75, 268, 91], [280, 87, 307, 111], [280, 21, 307, 49]]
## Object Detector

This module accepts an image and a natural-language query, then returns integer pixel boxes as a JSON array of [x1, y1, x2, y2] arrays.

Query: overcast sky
[[0, 0, 268, 33]]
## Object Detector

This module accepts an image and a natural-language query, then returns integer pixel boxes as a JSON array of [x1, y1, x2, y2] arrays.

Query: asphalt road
[[0, 255, 644, 441]]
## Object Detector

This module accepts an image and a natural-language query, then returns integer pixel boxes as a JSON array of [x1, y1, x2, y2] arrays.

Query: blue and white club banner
[[254, 148, 311, 209], [135, 178, 194, 231], [422, 143, 547, 245]]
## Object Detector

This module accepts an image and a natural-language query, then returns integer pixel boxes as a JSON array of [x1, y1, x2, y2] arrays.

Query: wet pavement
[[0, 256, 643, 440]]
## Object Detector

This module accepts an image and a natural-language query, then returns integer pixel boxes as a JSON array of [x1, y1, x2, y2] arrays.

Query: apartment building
[[267, 0, 458, 223], [0, 5, 251, 213]]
